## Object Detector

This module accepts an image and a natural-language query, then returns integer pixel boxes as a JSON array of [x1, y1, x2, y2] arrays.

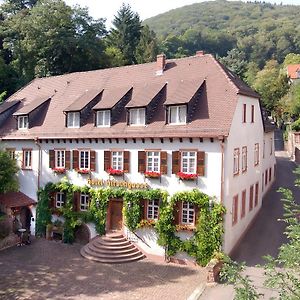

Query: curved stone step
[[86, 243, 138, 255], [82, 246, 142, 260], [80, 234, 145, 264], [80, 247, 145, 263]]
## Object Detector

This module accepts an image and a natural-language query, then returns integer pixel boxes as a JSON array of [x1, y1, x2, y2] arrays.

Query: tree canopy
[[0, 149, 18, 194]]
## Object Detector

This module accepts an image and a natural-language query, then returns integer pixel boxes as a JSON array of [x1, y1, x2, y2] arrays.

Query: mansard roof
[[0, 53, 260, 140]]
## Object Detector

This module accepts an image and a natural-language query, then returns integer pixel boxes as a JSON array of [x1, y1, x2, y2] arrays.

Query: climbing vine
[[156, 189, 226, 266], [36, 180, 225, 265]]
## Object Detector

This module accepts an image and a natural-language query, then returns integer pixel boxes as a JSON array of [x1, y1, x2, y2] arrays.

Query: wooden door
[[110, 200, 123, 231]]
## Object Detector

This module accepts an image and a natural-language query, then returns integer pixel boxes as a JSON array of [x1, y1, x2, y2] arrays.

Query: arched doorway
[[74, 224, 90, 245], [20, 206, 32, 232]]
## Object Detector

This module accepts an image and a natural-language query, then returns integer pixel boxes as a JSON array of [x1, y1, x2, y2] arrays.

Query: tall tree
[[253, 60, 289, 112], [108, 4, 142, 65], [0, 149, 18, 194], [135, 25, 158, 64], [1, 0, 107, 80]]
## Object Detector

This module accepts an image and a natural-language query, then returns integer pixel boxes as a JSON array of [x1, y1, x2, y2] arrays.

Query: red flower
[[177, 172, 198, 180], [77, 169, 90, 174], [144, 171, 161, 178], [53, 168, 66, 174], [107, 168, 124, 176]]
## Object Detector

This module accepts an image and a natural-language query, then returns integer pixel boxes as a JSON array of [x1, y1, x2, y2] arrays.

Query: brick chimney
[[156, 54, 166, 76], [196, 50, 205, 56]]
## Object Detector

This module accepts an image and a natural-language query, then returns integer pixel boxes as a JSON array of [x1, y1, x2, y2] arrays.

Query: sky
[[62, 0, 300, 26]]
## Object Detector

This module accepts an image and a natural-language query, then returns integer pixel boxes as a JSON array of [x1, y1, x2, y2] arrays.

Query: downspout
[[34, 137, 41, 190], [218, 136, 225, 204]]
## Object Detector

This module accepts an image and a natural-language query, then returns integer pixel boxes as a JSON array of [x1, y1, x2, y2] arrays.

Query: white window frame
[[147, 199, 159, 220], [181, 201, 195, 225], [79, 150, 90, 170], [56, 192, 65, 208], [254, 143, 259, 166], [146, 151, 160, 172], [67, 112, 80, 128], [112, 151, 123, 170], [129, 108, 146, 126], [55, 150, 65, 168], [233, 148, 239, 175], [96, 110, 111, 127], [23, 149, 32, 169], [80, 194, 89, 211], [181, 151, 196, 174], [18, 115, 29, 129], [169, 105, 187, 124], [241, 146, 247, 172]]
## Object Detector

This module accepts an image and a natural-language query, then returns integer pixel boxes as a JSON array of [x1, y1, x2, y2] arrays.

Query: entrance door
[[109, 200, 123, 231]]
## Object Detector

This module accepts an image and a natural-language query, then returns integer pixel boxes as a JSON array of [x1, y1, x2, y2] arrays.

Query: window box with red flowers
[[53, 168, 66, 174], [177, 172, 198, 181], [107, 168, 124, 176], [76, 169, 90, 174], [144, 171, 161, 179]]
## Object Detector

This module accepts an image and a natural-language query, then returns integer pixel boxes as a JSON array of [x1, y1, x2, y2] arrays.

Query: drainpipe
[[218, 136, 225, 204], [34, 137, 41, 190]]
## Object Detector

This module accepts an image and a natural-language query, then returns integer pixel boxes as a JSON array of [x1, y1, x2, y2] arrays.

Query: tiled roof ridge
[[5, 78, 38, 103], [208, 54, 240, 94]]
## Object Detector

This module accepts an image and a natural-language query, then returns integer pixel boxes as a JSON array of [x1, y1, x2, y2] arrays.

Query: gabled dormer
[[92, 86, 132, 127], [13, 95, 51, 130], [64, 89, 102, 128], [126, 83, 166, 126], [0, 100, 21, 127], [164, 79, 205, 125]]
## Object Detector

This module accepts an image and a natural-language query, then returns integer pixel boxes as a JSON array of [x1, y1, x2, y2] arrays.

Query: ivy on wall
[[36, 179, 225, 266], [156, 189, 226, 266]]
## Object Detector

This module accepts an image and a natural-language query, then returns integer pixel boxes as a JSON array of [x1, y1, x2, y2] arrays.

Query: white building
[[0, 52, 276, 258]]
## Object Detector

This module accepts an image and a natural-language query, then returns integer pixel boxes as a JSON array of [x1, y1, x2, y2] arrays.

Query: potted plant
[[206, 251, 225, 284]]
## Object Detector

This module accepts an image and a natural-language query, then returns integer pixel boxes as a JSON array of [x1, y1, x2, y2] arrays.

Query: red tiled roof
[[64, 89, 103, 112], [93, 86, 132, 110], [0, 100, 21, 114], [126, 82, 166, 108], [0, 192, 36, 208], [13, 95, 51, 116], [164, 79, 204, 105], [0, 54, 260, 139], [287, 64, 300, 79]]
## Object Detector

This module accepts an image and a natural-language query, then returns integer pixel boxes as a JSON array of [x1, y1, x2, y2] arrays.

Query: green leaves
[[0, 149, 19, 194]]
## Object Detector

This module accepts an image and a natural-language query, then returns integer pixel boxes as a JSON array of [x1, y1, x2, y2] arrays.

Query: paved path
[[0, 238, 205, 300], [201, 150, 299, 299], [232, 151, 299, 265]]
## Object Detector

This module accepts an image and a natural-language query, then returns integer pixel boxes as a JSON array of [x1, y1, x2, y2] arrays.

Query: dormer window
[[18, 115, 28, 129], [96, 110, 110, 127], [129, 108, 145, 126], [169, 105, 187, 124], [67, 112, 80, 128]]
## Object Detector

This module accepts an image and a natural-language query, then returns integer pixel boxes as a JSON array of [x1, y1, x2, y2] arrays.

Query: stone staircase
[[80, 232, 145, 263]]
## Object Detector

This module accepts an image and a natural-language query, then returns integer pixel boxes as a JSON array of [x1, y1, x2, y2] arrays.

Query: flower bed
[[53, 167, 66, 174], [107, 168, 124, 176], [177, 172, 198, 180], [175, 224, 195, 232], [144, 171, 161, 178]]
